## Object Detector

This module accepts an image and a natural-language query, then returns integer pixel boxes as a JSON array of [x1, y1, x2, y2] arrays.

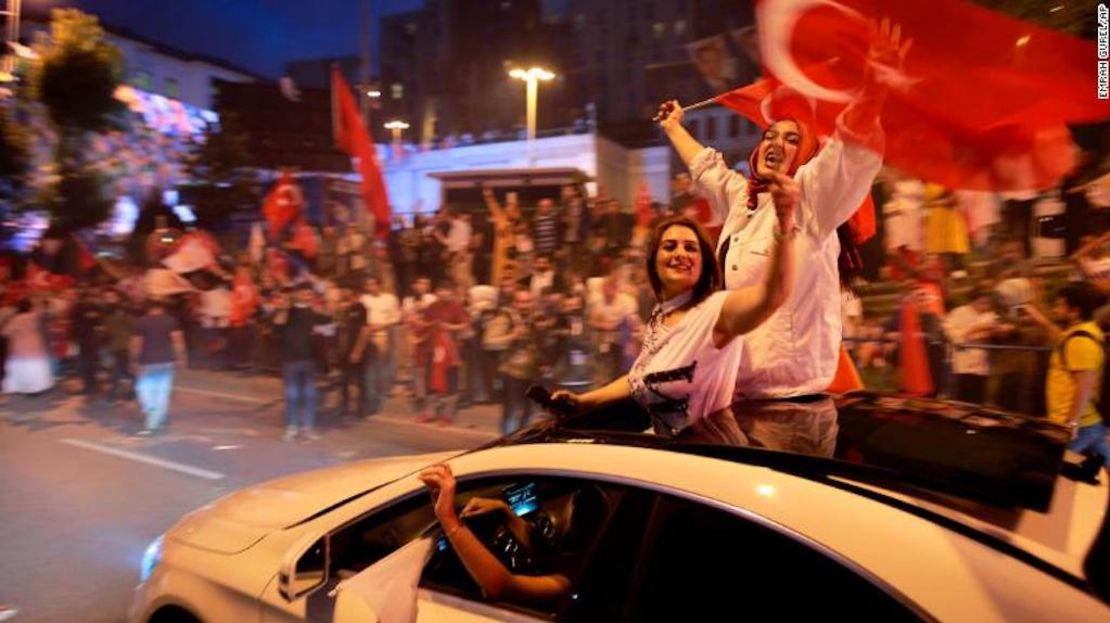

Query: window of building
[[674, 19, 687, 36], [728, 115, 740, 138], [705, 116, 717, 141], [132, 70, 152, 91], [391, 82, 404, 99], [164, 77, 179, 99], [652, 22, 666, 39]]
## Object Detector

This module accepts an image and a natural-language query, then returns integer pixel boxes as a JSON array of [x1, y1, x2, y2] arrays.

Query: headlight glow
[[140, 535, 164, 583]]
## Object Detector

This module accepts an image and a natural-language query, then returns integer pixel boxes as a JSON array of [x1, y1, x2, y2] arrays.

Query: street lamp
[[509, 66, 554, 165], [384, 120, 409, 158], [366, 89, 382, 98]]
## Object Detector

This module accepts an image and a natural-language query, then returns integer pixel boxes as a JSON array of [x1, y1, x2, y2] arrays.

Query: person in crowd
[[131, 298, 186, 435], [354, 276, 400, 417], [482, 188, 522, 287], [654, 21, 905, 402], [273, 284, 332, 441], [1040, 282, 1109, 469], [402, 276, 437, 412], [561, 184, 589, 263], [553, 292, 592, 394], [198, 276, 231, 369], [484, 287, 541, 434], [101, 288, 134, 403], [923, 184, 970, 273], [513, 220, 535, 279], [437, 208, 475, 291], [533, 198, 561, 258], [336, 286, 369, 418], [318, 225, 339, 278], [553, 208, 796, 435], [882, 286, 948, 397], [520, 254, 564, 301], [1, 298, 54, 395], [943, 289, 1010, 404], [416, 283, 470, 424], [71, 286, 104, 396], [466, 283, 500, 404], [419, 216, 448, 287], [587, 274, 640, 386], [228, 265, 259, 371]]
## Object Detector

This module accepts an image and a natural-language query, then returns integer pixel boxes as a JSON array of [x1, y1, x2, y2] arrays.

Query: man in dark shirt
[[273, 284, 333, 441], [533, 198, 561, 258], [336, 287, 368, 417], [131, 298, 186, 434], [72, 287, 104, 395]]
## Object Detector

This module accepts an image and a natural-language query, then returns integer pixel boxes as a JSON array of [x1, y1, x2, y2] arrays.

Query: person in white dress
[[553, 178, 798, 435], [2, 299, 54, 395]]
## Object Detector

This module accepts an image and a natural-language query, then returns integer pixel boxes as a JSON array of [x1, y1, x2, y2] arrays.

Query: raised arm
[[482, 187, 506, 222], [657, 100, 745, 227], [421, 465, 570, 604], [714, 172, 797, 342]]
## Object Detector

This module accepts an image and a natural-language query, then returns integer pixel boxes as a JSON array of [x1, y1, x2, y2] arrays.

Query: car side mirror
[[278, 534, 329, 602]]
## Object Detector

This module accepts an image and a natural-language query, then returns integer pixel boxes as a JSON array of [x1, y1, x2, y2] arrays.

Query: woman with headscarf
[[653, 22, 910, 401]]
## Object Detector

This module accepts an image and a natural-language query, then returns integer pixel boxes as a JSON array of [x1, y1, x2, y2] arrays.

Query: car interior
[[321, 476, 618, 617]]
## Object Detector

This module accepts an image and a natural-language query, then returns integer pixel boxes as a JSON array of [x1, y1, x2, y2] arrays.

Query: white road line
[[175, 385, 274, 404], [60, 438, 226, 481]]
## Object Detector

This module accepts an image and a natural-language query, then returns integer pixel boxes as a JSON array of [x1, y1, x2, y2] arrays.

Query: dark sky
[[56, 0, 424, 78]]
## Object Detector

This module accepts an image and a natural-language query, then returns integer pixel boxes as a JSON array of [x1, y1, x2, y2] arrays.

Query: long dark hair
[[645, 216, 722, 305]]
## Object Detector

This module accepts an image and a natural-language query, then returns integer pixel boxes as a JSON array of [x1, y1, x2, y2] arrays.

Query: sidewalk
[[175, 368, 506, 437]]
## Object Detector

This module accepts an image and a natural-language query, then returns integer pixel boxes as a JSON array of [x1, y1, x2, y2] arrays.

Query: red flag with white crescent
[[261, 171, 303, 238], [749, 0, 1108, 192], [332, 67, 391, 239]]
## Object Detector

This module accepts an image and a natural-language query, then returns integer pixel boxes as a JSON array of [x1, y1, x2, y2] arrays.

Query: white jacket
[[689, 125, 882, 398]]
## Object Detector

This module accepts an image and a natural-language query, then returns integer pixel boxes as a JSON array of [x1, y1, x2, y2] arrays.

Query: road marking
[[60, 438, 226, 481], [175, 385, 274, 404]]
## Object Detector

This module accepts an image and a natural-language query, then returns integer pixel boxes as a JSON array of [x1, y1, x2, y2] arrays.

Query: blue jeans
[[500, 375, 535, 435], [136, 363, 175, 430], [363, 346, 387, 415], [1071, 422, 1110, 468], [283, 360, 318, 430]]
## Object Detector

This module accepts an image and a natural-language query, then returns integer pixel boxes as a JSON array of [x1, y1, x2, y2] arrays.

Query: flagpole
[[650, 95, 719, 122]]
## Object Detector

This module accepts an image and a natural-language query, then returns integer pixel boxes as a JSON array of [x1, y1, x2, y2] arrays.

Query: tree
[[185, 112, 258, 231], [28, 9, 124, 230]]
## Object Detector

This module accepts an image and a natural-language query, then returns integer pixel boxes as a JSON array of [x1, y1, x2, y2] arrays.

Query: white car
[[129, 394, 1110, 622]]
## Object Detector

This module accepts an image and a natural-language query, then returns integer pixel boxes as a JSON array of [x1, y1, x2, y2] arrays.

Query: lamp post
[[0, 0, 23, 81], [509, 66, 554, 165], [384, 120, 409, 158]]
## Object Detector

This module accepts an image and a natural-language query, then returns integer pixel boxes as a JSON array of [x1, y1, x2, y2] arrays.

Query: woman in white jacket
[[653, 21, 910, 399]]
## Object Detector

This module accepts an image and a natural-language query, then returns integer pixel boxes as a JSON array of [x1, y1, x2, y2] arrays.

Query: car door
[[266, 473, 643, 623], [620, 493, 927, 622]]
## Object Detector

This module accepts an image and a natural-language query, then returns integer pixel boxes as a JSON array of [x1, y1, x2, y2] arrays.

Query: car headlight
[[140, 535, 164, 583]]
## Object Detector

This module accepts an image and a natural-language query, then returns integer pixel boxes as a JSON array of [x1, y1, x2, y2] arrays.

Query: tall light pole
[[509, 66, 554, 165], [384, 120, 409, 158], [1, 0, 23, 81]]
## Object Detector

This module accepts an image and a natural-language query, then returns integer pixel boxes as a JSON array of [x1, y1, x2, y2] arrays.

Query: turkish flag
[[751, 0, 1108, 192], [261, 171, 303, 238], [897, 298, 934, 397], [331, 67, 391, 240]]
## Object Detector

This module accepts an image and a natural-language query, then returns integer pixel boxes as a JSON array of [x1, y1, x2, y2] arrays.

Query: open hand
[[768, 172, 800, 223]]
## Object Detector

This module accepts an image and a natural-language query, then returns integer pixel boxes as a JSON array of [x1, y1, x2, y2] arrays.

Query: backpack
[[1059, 329, 1110, 425]]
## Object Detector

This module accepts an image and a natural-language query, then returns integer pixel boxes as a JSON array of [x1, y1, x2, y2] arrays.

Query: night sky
[[56, 0, 424, 78]]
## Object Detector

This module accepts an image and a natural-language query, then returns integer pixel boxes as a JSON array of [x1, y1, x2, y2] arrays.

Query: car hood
[[169, 450, 461, 554]]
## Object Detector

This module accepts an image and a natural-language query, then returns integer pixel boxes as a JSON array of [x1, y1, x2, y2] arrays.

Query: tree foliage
[[30, 9, 124, 133]]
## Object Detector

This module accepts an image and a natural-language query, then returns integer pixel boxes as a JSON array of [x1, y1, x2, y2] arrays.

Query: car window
[[421, 477, 622, 618], [627, 495, 924, 622], [316, 475, 625, 621]]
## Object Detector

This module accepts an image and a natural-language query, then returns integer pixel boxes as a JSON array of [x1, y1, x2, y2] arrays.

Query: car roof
[[504, 393, 1074, 513]]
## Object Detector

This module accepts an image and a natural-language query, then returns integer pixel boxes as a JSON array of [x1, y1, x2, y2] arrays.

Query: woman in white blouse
[[553, 180, 798, 435]]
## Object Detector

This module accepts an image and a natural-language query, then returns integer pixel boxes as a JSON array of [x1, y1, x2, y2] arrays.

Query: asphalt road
[[0, 369, 498, 623]]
